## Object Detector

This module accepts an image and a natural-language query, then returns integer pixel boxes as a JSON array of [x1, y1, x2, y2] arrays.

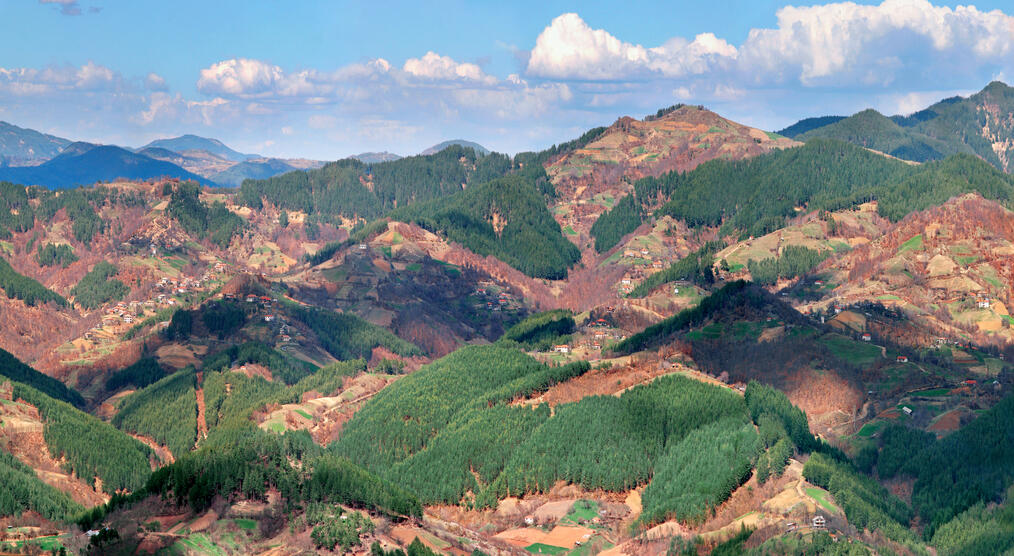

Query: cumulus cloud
[[527, 2, 1014, 90], [145, 72, 168, 91], [527, 13, 736, 80], [403, 52, 496, 84], [0, 61, 119, 94], [738, 0, 1014, 87]]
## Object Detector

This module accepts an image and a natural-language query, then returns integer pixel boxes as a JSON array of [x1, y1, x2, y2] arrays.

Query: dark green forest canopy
[[389, 175, 580, 279], [238, 145, 509, 222], [167, 181, 245, 248], [70, 260, 129, 309], [601, 139, 1014, 239], [0, 256, 66, 307], [12, 381, 152, 493], [792, 82, 1014, 170], [333, 343, 752, 521], [0, 346, 83, 406], [499, 309, 575, 349]]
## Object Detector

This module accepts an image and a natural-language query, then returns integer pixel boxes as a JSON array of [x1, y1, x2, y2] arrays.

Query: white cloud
[[527, 2, 1014, 90], [527, 13, 736, 80], [403, 52, 496, 84], [0, 61, 119, 94], [738, 0, 1014, 87], [145, 72, 168, 91]]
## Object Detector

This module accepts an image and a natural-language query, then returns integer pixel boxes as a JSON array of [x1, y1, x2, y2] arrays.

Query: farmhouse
[[812, 515, 826, 529], [897, 355, 908, 363], [553, 345, 571, 354], [861, 333, 872, 342]]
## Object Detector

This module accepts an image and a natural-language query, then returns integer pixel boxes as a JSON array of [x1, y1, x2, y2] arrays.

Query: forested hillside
[[239, 145, 509, 222], [333, 344, 758, 525], [390, 174, 580, 279], [592, 138, 1014, 241], [787, 81, 1014, 171], [0, 347, 83, 406]]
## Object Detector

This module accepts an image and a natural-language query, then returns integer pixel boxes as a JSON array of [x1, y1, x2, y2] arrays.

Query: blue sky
[[2, 0, 1014, 159]]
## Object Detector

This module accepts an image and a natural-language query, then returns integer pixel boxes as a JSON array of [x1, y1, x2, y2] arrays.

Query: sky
[[1, 0, 1014, 160]]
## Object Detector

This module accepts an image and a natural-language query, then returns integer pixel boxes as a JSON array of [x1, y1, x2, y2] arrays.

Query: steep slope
[[812, 194, 1014, 345], [791, 81, 1014, 171], [0, 143, 214, 188], [0, 121, 71, 166], [141, 134, 253, 162], [548, 105, 799, 243], [796, 109, 963, 161]]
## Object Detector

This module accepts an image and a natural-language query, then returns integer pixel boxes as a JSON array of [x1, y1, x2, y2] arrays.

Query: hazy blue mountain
[[776, 116, 847, 138], [420, 140, 489, 156], [352, 151, 403, 163], [210, 158, 298, 187], [141, 134, 254, 162], [0, 142, 213, 189], [0, 121, 72, 166]]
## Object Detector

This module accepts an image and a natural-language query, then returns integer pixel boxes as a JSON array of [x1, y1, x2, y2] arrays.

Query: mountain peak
[[420, 140, 489, 156], [142, 135, 253, 162]]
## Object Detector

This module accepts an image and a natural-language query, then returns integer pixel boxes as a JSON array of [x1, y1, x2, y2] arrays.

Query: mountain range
[[2, 81, 1014, 555]]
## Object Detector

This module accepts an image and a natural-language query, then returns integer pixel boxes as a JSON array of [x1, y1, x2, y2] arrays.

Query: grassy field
[[819, 334, 882, 367], [526, 543, 568, 555], [562, 500, 599, 525], [295, 409, 312, 420], [804, 487, 839, 514], [913, 388, 952, 397], [898, 234, 923, 253], [856, 420, 888, 438], [233, 518, 257, 531]]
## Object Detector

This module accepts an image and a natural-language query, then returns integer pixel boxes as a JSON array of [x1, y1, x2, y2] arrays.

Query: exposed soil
[[0, 398, 109, 507]]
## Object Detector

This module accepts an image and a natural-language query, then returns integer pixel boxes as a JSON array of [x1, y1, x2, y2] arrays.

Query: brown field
[[542, 525, 595, 548]]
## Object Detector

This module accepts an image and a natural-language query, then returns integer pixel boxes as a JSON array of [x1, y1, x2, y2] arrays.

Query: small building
[[812, 515, 826, 529], [553, 345, 570, 354], [977, 298, 991, 309], [897, 355, 908, 363], [902, 406, 913, 415], [264, 314, 276, 323], [861, 333, 872, 342]]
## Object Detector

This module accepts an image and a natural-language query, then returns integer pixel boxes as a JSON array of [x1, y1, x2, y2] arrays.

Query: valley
[[1, 81, 1014, 556]]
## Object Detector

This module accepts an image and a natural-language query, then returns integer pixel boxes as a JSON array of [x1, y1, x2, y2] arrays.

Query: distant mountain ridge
[[141, 134, 255, 162], [0, 121, 71, 166], [421, 140, 489, 156], [0, 142, 212, 189], [781, 81, 1014, 171], [352, 152, 403, 163]]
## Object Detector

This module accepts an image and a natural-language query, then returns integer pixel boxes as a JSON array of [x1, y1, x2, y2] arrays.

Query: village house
[[897, 355, 908, 363], [554, 344, 570, 354], [812, 515, 826, 529], [977, 297, 992, 309], [902, 406, 913, 415], [861, 333, 872, 342]]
